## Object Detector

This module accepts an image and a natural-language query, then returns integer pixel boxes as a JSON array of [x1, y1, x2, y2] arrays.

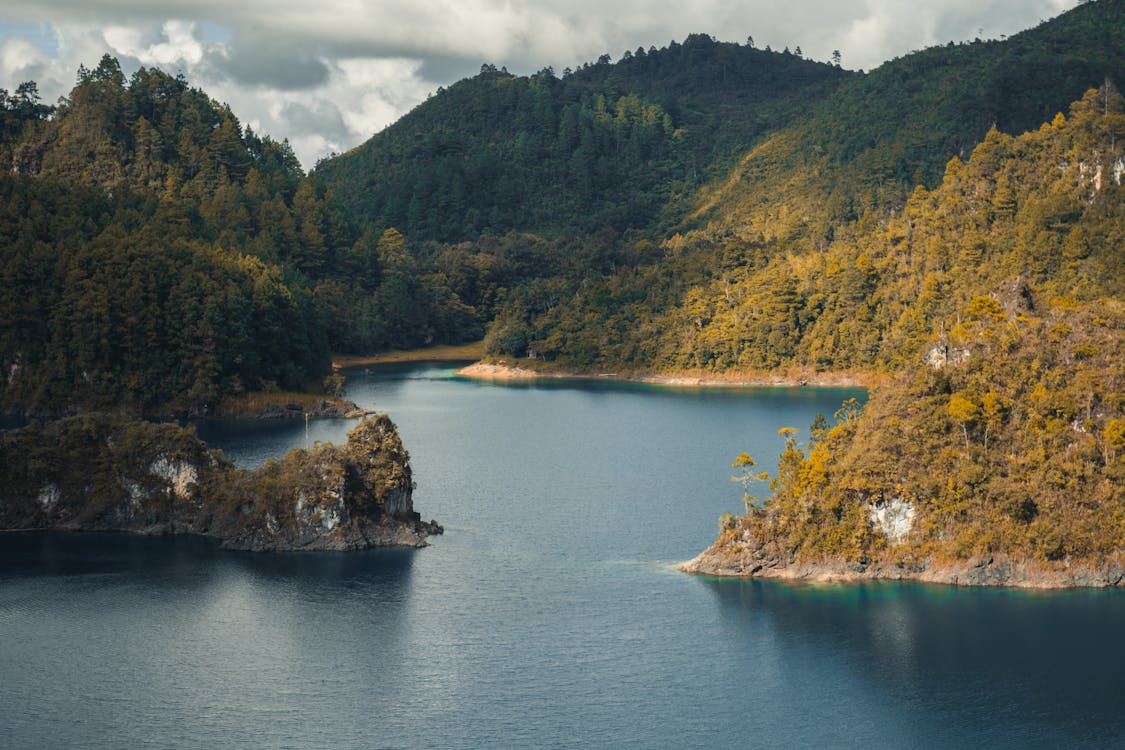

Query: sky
[[0, 0, 1078, 170]]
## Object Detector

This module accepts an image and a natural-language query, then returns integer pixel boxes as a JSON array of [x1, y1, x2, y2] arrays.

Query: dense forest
[[0, 57, 487, 413], [314, 0, 1125, 376], [2, 0, 1124, 430], [700, 90, 1124, 572], [496, 86, 1125, 373], [314, 36, 850, 240]]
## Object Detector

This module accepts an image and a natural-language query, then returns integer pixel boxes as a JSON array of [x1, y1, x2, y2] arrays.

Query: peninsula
[[0, 414, 442, 552]]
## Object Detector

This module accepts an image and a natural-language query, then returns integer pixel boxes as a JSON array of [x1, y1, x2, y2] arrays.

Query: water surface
[[2, 364, 1122, 748]]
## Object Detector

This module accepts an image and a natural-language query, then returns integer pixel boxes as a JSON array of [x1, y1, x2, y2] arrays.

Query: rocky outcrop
[[0, 414, 441, 551], [679, 538, 1125, 589], [867, 497, 915, 543], [214, 415, 442, 551]]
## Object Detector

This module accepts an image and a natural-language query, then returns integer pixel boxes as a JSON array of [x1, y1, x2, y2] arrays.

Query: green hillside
[[0, 57, 481, 414], [689, 0, 1125, 245], [472, 1, 1125, 371], [4, 0, 1125, 417], [314, 35, 849, 241], [693, 88, 1125, 576]]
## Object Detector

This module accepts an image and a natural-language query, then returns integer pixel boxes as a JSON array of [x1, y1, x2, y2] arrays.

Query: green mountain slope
[[4, 1, 1124, 416], [0, 57, 482, 413], [689, 0, 1125, 245], [476, 1, 1125, 372], [314, 35, 850, 241]]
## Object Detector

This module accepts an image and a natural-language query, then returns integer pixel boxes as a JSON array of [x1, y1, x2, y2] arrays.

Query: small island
[[0, 414, 442, 551]]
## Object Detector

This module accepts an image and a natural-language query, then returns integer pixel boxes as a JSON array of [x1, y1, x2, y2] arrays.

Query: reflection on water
[[701, 577, 1125, 748], [0, 531, 416, 595]]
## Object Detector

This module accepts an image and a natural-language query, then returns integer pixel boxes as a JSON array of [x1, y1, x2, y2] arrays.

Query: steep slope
[[314, 36, 850, 241], [0, 57, 483, 414], [313, 1, 1125, 376], [484, 0, 1125, 372], [689, 0, 1125, 245], [682, 90, 1125, 587]]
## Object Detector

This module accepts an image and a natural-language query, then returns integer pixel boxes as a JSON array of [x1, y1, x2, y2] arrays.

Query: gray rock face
[[0, 414, 442, 551], [867, 497, 915, 543]]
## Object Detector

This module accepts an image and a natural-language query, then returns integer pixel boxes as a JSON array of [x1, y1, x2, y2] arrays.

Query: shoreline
[[677, 549, 1125, 590], [456, 360, 876, 389]]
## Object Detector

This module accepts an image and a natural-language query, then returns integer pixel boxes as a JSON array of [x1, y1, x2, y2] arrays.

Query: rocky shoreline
[[0, 414, 442, 552], [679, 545, 1125, 589], [456, 361, 871, 388]]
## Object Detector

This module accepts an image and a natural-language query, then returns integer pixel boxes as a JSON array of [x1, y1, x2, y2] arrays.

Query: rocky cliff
[[0, 414, 442, 551]]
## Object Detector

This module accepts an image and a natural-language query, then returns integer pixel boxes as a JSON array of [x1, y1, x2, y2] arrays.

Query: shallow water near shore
[[3, 364, 1124, 748]]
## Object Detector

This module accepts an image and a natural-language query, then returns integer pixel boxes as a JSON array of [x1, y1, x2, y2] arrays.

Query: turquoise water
[[2, 364, 1123, 748]]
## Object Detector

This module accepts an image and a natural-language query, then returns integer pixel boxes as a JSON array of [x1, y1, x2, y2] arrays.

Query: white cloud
[[1, 36, 48, 79], [124, 20, 204, 67], [0, 0, 1082, 168]]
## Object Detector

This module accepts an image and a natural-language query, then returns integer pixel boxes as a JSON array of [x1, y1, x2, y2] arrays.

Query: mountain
[[314, 35, 850, 242], [467, 1, 1125, 371], [319, 1, 1125, 252], [3, 1, 1124, 414], [687, 0, 1125, 245], [0, 56, 482, 414]]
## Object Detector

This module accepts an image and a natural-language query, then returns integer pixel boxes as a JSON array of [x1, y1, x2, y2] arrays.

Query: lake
[[2, 363, 1123, 748]]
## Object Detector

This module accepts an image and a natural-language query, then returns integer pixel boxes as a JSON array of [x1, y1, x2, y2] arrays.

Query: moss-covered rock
[[0, 414, 442, 551]]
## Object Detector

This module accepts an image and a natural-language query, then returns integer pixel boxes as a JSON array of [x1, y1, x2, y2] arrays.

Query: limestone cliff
[[0, 414, 442, 551]]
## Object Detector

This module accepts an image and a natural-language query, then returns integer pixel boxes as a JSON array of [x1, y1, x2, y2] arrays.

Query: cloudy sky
[[0, 0, 1077, 170]]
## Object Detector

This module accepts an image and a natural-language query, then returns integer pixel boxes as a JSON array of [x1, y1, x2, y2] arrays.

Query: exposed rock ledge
[[0, 414, 442, 552], [678, 542, 1125, 589]]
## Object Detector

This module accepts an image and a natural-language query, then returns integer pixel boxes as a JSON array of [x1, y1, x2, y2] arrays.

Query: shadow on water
[[697, 576, 1125, 746], [0, 531, 223, 580], [343, 361, 466, 387], [221, 544, 417, 585], [0, 531, 417, 591], [453, 375, 865, 402]]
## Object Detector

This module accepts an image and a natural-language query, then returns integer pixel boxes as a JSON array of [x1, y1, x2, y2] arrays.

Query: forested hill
[[0, 57, 484, 414], [690, 0, 1125, 245], [317, 1, 1125, 250], [687, 88, 1125, 582], [313, 36, 850, 241], [3, 1, 1124, 415], [441, 0, 1125, 371]]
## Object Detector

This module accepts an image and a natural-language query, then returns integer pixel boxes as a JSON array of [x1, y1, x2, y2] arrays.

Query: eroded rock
[[0, 414, 441, 551]]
